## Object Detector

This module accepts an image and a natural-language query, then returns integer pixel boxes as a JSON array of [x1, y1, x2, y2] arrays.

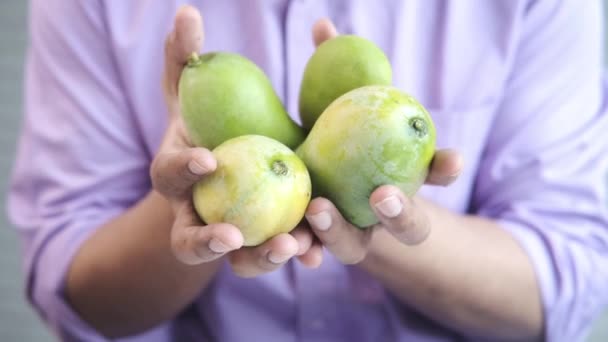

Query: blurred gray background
[[1, 1, 607, 341]]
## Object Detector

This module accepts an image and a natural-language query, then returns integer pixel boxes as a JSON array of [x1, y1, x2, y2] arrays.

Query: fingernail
[[375, 196, 402, 218], [268, 252, 291, 264], [306, 211, 332, 231], [188, 160, 207, 175], [209, 238, 229, 253]]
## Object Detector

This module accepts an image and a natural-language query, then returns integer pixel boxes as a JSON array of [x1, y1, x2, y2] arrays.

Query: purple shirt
[[7, 0, 608, 341]]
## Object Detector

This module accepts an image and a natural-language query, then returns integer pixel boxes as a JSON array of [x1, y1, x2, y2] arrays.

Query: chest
[[105, 0, 522, 212]]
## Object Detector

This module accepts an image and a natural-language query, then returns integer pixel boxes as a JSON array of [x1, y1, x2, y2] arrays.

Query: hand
[[306, 149, 463, 264], [150, 6, 322, 277], [303, 19, 463, 264]]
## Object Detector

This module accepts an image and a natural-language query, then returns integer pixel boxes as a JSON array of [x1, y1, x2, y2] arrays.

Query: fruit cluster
[[179, 35, 436, 246]]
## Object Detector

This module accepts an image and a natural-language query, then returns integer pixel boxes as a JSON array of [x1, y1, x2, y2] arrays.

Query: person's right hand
[[150, 6, 323, 277]]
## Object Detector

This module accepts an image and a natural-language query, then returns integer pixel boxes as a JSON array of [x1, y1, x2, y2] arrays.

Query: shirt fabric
[[7, 0, 608, 341]]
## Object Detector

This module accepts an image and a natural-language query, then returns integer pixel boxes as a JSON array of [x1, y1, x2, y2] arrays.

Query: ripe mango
[[179, 52, 305, 150], [193, 135, 311, 246], [298, 35, 392, 129], [297, 85, 435, 228]]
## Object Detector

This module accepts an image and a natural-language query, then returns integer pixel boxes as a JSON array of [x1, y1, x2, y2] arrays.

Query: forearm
[[66, 190, 221, 338], [359, 198, 543, 340]]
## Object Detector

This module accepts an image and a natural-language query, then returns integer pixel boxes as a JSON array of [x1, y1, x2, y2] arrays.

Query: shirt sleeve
[[472, 1, 608, 340], [7, 0, 154, 340]]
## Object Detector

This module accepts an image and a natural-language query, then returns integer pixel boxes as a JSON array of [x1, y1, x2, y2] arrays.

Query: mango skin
[[298, 35, 392, 130], [179, 52, 305, 150], [296, 85, 436, 228], [193, 135, 311, 247]]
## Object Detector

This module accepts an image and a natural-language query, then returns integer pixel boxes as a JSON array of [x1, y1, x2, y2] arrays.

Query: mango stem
[[187, 52, 201, 67]]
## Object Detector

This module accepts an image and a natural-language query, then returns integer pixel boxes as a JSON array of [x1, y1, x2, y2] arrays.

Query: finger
[[163, 5, 204, 102], [151, 147, 216, 198], [296, 239, 324, 268], [313, 18, 338, 47], [305, 198, 372, 265], [370, 185, 430, 245], [291, 225, 314, 256], [425, 149, 463, 186], [229, 233, 299, 278], [171, 203, 243, 265]]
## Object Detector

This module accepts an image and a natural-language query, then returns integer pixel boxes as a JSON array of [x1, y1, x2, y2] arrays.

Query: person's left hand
[[305, 19, 464, 264]]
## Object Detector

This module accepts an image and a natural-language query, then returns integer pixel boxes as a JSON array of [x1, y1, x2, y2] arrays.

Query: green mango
[[296, 85, 436, 228], [298, 35, 392, 130], [179, 52, 305, 150], [193, 135, 311, 246]]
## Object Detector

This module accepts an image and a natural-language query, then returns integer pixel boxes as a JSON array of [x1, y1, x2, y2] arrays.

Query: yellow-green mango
[[296, 85, 435, 228], [298, 35, 392, 130], [179, 52, 305, 150], [193, 135, 311, 246]]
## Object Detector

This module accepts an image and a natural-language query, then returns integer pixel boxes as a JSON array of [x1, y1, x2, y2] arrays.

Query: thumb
[[312, 18, 338, 47], [151, 146, 216, 199], [163, 5, 204, 107]]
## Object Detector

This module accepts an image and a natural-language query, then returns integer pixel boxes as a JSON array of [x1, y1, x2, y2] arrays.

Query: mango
[[179, 52, 305, 150], [298, 35, 392, 129], [296, 85, 436, 228], [193, 135, 311, 246]]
